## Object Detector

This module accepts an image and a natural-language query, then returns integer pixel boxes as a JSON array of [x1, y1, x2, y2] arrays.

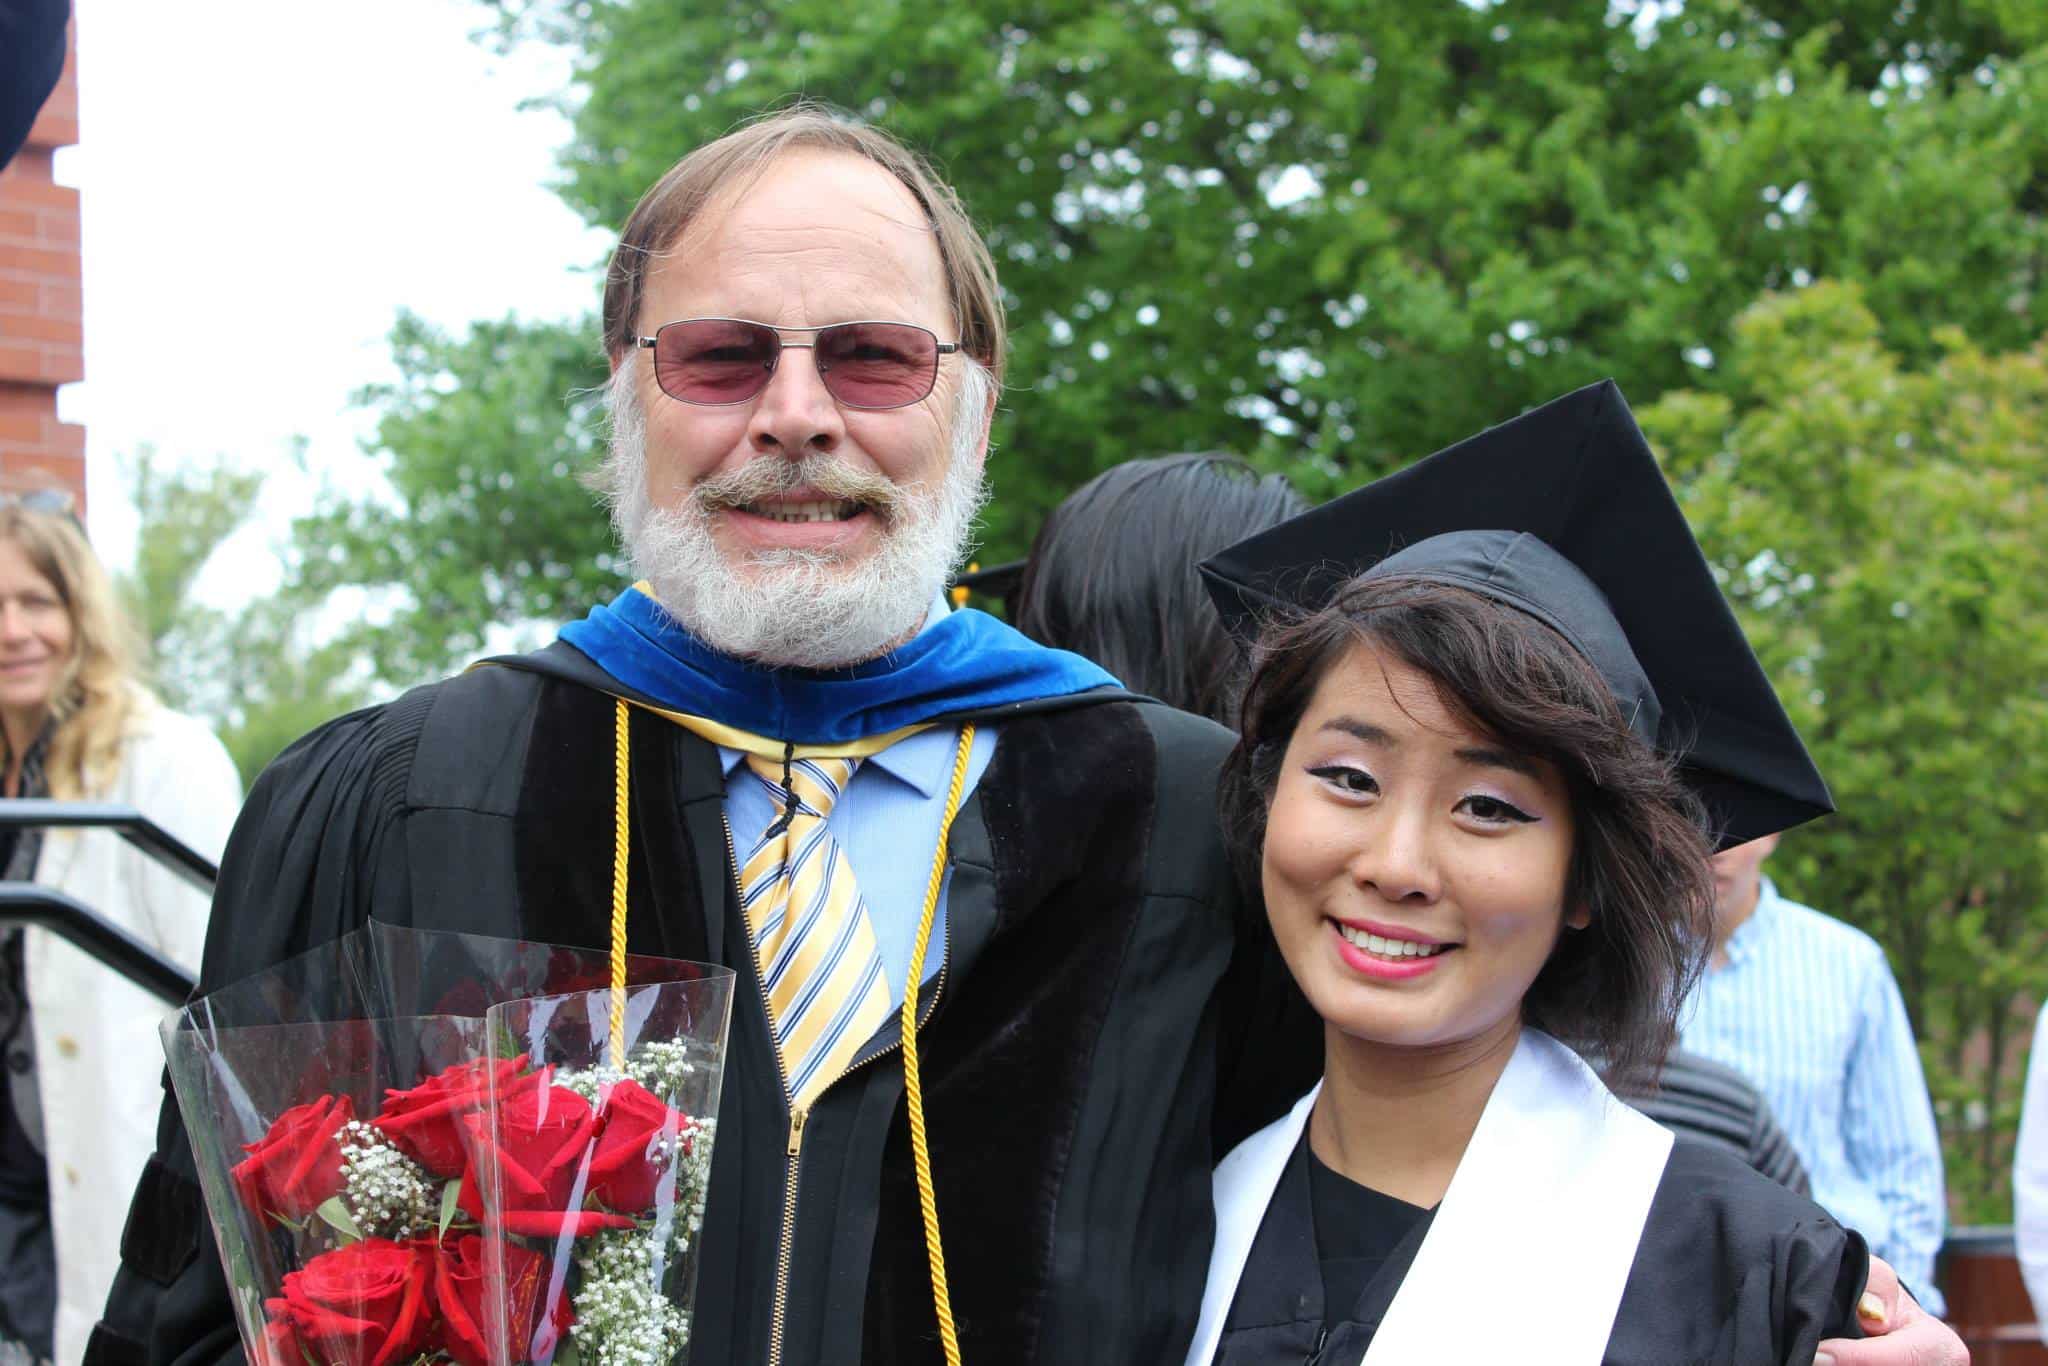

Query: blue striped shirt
[[717, 595, 997, 1016], [720, 722, 995, 1012], [1679, 879, 1948, 1313]]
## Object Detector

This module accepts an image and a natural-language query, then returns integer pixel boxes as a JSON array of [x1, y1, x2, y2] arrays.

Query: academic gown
[[1211, 1084, 1868, 1365], [90, 642, 1324, 1366]]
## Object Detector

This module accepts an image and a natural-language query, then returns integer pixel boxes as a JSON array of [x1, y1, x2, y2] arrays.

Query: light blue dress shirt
[[717, 597, 997, 1011], [1679, 878, 1948, 1313]]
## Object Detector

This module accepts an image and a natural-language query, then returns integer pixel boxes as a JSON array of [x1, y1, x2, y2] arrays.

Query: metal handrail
[[0, 799, 218, 892], [0, 884, 195, 1004]]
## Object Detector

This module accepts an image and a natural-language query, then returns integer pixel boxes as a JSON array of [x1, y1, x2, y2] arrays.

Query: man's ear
[[976, 370, 1001, 460]]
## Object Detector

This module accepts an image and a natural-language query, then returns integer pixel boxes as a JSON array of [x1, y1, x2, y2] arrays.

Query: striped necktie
[[740, 753, 891, 1113]]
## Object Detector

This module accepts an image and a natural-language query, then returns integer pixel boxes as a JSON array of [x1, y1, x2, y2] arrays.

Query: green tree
[[318, 0, 2047, 682], [117, 451, 374, 784], [118, 446, 263, 719], [1642, 280, 2048, 1222], [295, 312, 617, 686]]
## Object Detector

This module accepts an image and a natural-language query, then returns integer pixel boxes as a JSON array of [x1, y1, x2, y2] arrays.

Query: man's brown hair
[[600, 104, 1006, 377]]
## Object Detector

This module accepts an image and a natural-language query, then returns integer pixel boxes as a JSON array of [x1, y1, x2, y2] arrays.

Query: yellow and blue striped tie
[[740, 754, 891, 1113]]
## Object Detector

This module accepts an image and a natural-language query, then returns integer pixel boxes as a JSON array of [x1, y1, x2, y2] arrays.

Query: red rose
[[268, 1239, 433, 1366], [430, 1232, 572, 1365], [375, 1056, 528, 1177], [259, 1310, 304, 1366], [458, 1071, 637, 1238], [231, 1094, 354, 1220], [586, 1078, 693, 1214]]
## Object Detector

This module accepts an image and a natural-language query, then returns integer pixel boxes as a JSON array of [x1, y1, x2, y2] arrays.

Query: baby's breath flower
[[554, 1064, 623, 1107], [570, 1228, 692, 1365], [337, 1121, 437, 1238], [625, 1039, 699, 1099]]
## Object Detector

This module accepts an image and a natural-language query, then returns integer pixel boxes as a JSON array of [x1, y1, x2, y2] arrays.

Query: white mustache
[[694, 455, 909, 520]]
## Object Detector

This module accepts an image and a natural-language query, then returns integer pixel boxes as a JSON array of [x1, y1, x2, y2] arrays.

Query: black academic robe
[[88, 644, 1320, 1366], [1214, 1134, 1868, 1366]]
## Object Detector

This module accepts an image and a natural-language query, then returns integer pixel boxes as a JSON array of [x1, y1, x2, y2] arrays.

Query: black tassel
[[764, 740, 798, 838]]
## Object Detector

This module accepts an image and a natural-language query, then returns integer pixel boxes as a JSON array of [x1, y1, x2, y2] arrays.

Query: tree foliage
[[117, 452, 373, 784], [324, 0, 2048, 678], [291, 0, 2048, 1219], [1644, 280, 2048, 1221], [296, 312, 617, 684]]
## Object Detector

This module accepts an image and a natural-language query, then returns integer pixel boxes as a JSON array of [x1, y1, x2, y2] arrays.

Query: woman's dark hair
[[1218, 575, 1715, 1085], [1014, 453, 1308, 726]]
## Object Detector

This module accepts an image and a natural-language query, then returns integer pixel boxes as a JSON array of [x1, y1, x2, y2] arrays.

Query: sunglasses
[[635, 318, 960, 410], [0, 489, 82, 533]]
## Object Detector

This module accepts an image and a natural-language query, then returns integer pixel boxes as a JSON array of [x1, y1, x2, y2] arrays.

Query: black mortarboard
[[1199, 380, 1832, 848]]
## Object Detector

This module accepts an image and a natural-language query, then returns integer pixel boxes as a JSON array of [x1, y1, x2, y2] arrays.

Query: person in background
[[0, 496, 241, 1365], [1680, 831, 1949, 1313], [1616, 1047, 1811, 1195], [2017, 1000, 2048, 1330], [1014, 452, 1306, 727]]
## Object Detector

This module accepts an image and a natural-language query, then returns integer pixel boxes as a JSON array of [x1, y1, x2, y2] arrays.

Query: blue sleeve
[[1840, 950, 1948, 1315]]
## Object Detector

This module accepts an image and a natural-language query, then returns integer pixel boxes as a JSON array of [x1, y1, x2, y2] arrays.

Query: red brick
[[5, 316, 80, 346], [0, 342, 40, 385], [33, 212, 78, 248], [32, 283, 78, 321], [0, 282, 32, 315], [36, 348, 81, 385], [0, 452, 86, 502], [0, 211, 36, 245], [0, 150, 53, 184], [0, 246, 79, 284], [0, 178, 79, 213]]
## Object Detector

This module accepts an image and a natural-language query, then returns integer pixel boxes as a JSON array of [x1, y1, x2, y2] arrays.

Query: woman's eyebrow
[[1318, 716, 1392, 745], [1455, 745, 1543, 779]]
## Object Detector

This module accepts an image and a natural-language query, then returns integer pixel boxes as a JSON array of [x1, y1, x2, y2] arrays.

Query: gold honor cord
[[906, 721, 974, 1366], [608, 697, 969, 1360], [610, 698, 631, 1071]]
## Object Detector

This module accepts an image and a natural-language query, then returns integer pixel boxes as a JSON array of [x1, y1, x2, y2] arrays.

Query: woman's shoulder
[[1646, 1138, 1859, 1253], [118, 690, 226, 752], [1606, 1136, 1867, 1363]]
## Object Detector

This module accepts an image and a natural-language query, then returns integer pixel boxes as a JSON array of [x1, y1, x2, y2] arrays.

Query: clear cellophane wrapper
[[162, 922, 732, 1366]]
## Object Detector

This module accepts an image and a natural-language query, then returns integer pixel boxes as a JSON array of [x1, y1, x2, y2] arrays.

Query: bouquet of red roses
[[163, 924, 731, 1366]]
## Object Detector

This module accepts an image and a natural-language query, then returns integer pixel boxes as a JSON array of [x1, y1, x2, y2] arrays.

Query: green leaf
[[553, 1337, 582, 1366], [438, 1175, 463, 1240], [314, 1196, 365, 1244]]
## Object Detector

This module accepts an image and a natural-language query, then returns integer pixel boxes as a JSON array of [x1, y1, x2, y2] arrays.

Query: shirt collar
[[718, 590, 959, 796], [1721, 876, 1782, 965]]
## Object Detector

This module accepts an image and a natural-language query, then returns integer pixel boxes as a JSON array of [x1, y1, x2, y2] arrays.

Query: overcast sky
[[64, 0, 611, 598]]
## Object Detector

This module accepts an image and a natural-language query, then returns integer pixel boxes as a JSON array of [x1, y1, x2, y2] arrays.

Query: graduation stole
[[1190, 1029, 1672, 1366], [602, 698, 973, 1366]]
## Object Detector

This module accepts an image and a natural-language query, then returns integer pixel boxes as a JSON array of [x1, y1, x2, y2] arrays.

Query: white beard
[[598, 361, 994, 669]]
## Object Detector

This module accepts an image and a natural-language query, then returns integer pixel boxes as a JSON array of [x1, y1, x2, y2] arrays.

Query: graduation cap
[[1199, 379, 1832, 849]]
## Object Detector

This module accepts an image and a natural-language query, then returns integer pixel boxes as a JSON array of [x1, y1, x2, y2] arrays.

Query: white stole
[[1185, 1030, 1674, 1366]]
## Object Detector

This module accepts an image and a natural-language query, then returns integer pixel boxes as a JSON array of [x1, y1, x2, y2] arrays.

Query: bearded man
[[91, 110, 1959, 1366]]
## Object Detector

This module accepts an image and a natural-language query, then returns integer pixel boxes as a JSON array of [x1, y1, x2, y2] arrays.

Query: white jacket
[[23, 701, 240, 1366], [2018, 1003, 2048, 1333]]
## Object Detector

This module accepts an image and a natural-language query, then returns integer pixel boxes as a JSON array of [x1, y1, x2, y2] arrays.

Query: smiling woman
[[1185, 382, 1875, 1366], [0, 502, 242, 1364]]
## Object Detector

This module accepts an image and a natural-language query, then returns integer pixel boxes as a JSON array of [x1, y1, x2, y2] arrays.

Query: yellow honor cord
[[904, 723, 974, 1366], [609, 699, 631, 1071]]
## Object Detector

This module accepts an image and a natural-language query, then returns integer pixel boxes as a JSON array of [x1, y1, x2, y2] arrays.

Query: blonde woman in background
[[0, 496, 240, 1366]]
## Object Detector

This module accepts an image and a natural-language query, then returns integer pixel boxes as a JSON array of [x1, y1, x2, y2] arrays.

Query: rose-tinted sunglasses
[[634, 318, 960, 410]]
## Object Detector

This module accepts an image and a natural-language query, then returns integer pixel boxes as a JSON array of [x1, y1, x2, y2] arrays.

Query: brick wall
[[0, 20, 84, 510]]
